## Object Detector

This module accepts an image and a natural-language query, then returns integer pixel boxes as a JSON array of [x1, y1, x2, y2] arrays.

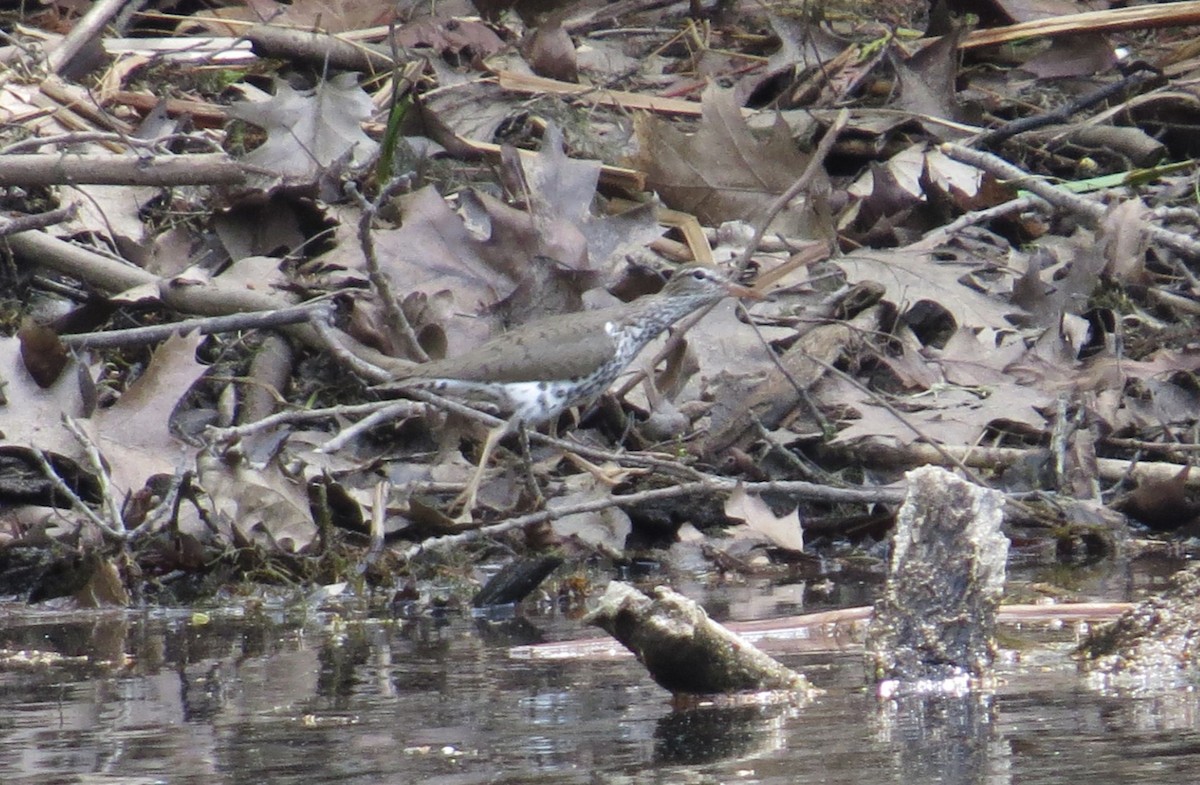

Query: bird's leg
[[562, 451, 640, 487], [516, 425, 544, 506], [450, 415, 520, 522]]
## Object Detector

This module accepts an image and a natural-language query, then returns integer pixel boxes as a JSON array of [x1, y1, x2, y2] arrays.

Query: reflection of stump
[[584, 582, 813, 695], [865, 466, 1009, 683]]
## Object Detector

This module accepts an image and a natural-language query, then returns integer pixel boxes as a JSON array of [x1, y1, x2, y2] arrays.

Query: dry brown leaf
[[890, 28, 965, 126], [938, 327, 1030, 387], [1099, 199, 1150, 281], [18, 321, 68, 389], [212, 197, 310, 261], [548, 475, 632, 551], [394, 17, 506, 60], [0, 336, 92, 456], [826, 377, 1048, 447], [823, 330, 1054, 447], [228, 75, 377, 187], [723, 483, 804, 552], [326, 128, 661, 355], [834, 245, 1021, 330], [199, 452, 315, 553], [84, 333, 207, 496], [1022, 35, 1117, 79], [72, 556, 130, 608], [1116, 465, 1197, 531], [844, 144, 986, 242], [64, 183, 156, 247], [632, 84, 821, 235]]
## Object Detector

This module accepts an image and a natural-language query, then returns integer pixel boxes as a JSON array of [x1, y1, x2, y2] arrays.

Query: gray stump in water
[[584, 582, 813, 695], [865, 465, 1009, 684]]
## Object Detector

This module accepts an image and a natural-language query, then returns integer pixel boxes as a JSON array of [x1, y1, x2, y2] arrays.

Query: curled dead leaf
[[723, 483, 804, 552]]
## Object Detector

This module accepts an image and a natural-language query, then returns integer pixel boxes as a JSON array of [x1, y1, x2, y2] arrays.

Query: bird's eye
[[690, 269, 706, 280]]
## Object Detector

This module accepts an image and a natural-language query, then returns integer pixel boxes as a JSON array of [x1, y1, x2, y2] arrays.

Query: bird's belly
[[501, 379, 598, 423]]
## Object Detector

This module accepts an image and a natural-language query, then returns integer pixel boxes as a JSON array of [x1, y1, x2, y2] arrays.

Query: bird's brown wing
[[397, 308, 622, 384]]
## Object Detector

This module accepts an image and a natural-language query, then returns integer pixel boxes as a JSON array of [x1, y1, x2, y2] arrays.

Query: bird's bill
[[724, 281, 766, 300]]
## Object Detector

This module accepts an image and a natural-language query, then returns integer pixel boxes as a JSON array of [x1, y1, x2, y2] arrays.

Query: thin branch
[[0, 131, 224, 155], [244, 24, 399, 73], [30, 447, 122, 539], [62, 415, 126, 533], [345, 179, 429, 362], [853, 440, 1200, 488], [309, 317, 393, 382], [61, 300, 336, 348], [915, 194, 1044, 248], [975, 68, 1162, 148], [401, 479, 910, 559], [734, 107, 850, 271], [205, 399, 415, 442], [0, 204, 78, 237], [940, 142, 1200, 258], [318, 402, 416, 453], [126, 466, 188, 540]]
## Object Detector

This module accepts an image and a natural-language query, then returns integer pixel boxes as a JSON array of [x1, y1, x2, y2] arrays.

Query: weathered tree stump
[[865, 465, 1009, 685], [1080, 563, 1200, 688], [584, 582, 813, 695]]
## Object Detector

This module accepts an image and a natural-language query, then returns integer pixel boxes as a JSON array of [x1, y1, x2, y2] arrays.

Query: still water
[[1, 567, 1198, 785]]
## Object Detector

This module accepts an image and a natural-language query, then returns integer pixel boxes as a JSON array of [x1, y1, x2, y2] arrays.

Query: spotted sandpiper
[[376, 265, 761, 516]]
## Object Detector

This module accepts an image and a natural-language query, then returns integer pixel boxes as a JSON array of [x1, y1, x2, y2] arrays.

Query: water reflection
[[3, 576, 1200, 784], [654, 703, 793, 764], [874, 691, 1000, 785]]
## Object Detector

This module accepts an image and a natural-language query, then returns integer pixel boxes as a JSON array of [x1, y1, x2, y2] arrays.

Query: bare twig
[[401, 478, 910, 559], [0, 204, 78, 237], [47, 0, 135, 74], [61, 301, 336, 348], [0, 131, 224, 155], [318, 402, 416, 453], [8, 230, 162, 292], [309, 317, 393, 382], [734, 108, 849, 271], [975, 69, 1162, 148], [205, 399, 417, 442], [1103, 436, 1200, 455], [940, 143, 1200, 258], [126, 466, 188, 540], [852, 440, 1200, 488], [345, 179, 429, 363], [915, 194, 1044, 248], [62, 415, 126, 533], [244, 24, 398, 73], [30, 447, 123, 540]]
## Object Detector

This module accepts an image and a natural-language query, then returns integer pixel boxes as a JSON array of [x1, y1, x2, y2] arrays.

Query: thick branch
[[0, 153, 246, 187], [245, 25, 398, 74]]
